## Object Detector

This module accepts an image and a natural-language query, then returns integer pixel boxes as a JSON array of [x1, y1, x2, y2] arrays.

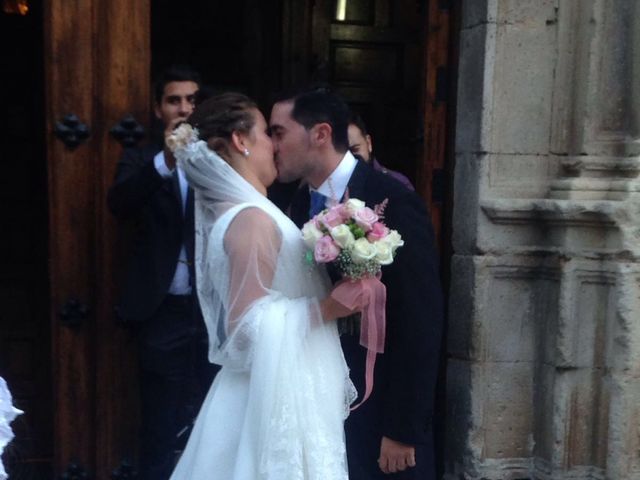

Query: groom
[[270, 88, 443, 479]]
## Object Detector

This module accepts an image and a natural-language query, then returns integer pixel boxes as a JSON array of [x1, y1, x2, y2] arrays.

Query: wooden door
[[44, 1, 150, 478], [283, 0, 453, 240]]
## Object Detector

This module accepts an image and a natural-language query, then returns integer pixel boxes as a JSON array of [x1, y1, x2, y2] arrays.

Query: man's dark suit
[[108, 143, 215, 480], [290, 160, 443, 480]]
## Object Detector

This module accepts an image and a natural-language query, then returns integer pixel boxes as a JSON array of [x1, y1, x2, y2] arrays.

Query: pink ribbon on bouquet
[[331, 275, 386, 410]]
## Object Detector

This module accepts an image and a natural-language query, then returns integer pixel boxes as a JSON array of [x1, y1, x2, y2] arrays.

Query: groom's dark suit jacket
[[107, 143, 199, 332], [290, 160, 443, 480]]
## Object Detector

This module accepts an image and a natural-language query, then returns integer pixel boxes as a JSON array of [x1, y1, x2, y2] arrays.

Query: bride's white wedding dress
[[169, 141, 356, 480]]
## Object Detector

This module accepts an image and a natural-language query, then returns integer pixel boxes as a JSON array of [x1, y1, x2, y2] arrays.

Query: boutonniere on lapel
[[300, 195, 404, 409]]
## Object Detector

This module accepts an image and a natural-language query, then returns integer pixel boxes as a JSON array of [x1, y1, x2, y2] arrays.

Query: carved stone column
[[447, 1, 640, 479]]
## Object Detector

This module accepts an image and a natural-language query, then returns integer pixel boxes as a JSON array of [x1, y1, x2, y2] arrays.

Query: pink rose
[[314, 235, 340, 263], [367, 222, 389, 242], [320, 209, 345, 229], [329, 203, 350, 221], [354, 207, 379, 231]]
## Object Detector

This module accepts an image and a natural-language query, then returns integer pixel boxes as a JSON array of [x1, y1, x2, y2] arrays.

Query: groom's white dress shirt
[[154, 151, 191, 296], [310, 151, 358, 208]]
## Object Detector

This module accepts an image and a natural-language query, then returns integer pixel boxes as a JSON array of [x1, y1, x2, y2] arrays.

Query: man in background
[[348, 112, 414, 191], [107, 65, 216, 480]]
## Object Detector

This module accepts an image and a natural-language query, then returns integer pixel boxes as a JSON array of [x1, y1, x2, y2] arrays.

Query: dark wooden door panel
[[45, 0, 98, 473], [419, 0, 453, 244], [44, 0, 150, 477], [94, 1, 150, 475]]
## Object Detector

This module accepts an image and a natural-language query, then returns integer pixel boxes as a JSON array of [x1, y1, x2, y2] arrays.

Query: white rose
[[374, 241, 394, 265], [301, 222, 324, 248], [381, 229, 404, 253], [329, 224, 355, 249], [350, 237, 377, 263], [344, 198, 366, 215]]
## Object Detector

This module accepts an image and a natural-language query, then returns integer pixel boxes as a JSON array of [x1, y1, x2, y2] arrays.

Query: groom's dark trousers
[[108, 143, 217, 480], [290, 160, 444, 479]]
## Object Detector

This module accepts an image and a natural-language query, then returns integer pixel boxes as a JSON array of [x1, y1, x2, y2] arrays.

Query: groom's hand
[[378, 436, 416, 474]]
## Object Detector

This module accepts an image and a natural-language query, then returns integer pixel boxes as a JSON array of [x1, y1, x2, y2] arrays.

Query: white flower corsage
[[166, 123, 199, 153]]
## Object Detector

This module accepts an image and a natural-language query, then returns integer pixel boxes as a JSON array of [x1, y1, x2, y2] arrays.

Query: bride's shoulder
[[232, 205, 277, 228], [223, 204, 282, 238]]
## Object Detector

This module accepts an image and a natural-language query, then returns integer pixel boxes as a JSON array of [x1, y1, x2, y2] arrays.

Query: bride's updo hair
[[188, 92, 258, 161]]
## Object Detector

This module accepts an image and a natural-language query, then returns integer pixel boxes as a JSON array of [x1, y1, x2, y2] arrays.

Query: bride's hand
[[322, 277, 375, 321], [320, 292, 359, 321]]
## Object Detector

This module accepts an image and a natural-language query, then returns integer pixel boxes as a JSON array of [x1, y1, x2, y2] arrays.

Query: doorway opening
[[150, 0, 429, 212], [151, 1, 283, 115]]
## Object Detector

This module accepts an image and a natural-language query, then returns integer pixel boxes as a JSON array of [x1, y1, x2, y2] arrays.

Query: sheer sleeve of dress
[[215, 206, 323, 371], [225, 207, 281, 328]]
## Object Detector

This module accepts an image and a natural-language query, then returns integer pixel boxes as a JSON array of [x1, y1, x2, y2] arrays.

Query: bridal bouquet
[[302, 198, 404, 278], [302, 197, 403, 409]]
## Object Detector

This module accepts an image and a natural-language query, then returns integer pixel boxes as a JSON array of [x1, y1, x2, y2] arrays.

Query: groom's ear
[[311, 122, 333, 148]]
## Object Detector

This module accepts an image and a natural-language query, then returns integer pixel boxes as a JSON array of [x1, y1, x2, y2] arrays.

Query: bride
[[168, 93, 357, 480]]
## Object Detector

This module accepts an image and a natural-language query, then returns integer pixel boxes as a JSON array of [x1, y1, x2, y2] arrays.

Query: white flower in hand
[[166, 123, 199, 153]]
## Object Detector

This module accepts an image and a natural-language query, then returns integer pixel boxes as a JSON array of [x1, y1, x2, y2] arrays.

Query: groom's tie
[[309, 190, 327, 218]]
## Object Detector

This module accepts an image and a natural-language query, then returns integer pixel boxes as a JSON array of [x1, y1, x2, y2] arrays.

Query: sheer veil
[[176, 139, 282, 362], [178, 139, 273, 210]]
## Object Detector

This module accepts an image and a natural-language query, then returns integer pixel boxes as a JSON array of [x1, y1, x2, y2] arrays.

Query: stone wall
[[446, 1, 640, 479]]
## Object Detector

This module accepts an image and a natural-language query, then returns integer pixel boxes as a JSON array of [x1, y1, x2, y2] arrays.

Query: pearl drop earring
[[243, 148, 250, 157]]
